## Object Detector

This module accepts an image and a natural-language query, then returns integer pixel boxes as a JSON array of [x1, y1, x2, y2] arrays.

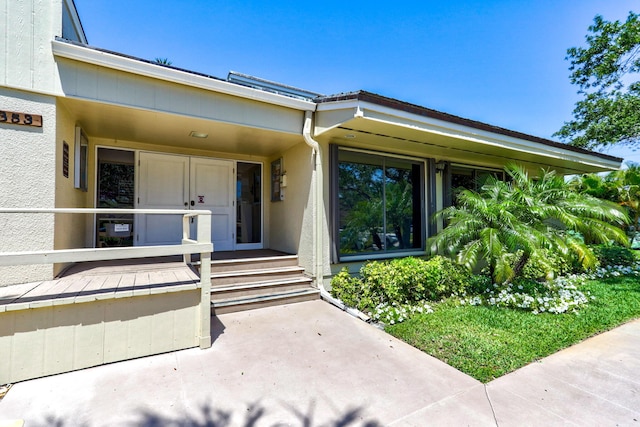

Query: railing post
[[182, 214, 191, 264], [196, 212, 213, 349]]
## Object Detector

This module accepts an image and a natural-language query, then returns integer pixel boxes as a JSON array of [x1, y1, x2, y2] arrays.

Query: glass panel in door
[[236, 162, 262, 248], [96, 148, 135, 247]]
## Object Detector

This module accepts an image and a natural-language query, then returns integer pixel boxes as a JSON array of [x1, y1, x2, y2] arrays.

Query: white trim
[[358, 113, 620, 170], [52, 40, 316, 112], [235, 160, 265, 251], [316, 99, 620, 171]]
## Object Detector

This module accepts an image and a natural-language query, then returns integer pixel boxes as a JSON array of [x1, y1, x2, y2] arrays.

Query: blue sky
[[74, 0, 638, 163]]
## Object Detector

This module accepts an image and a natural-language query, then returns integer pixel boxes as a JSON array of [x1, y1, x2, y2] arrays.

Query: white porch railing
[[0, 208, 213, 348]]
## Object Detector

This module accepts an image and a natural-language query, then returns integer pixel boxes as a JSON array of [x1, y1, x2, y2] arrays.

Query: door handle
[[190, 200, 195, 206], [184, 202, 188, 208]]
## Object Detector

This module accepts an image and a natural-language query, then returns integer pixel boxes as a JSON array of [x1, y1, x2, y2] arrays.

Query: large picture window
[[448, 164, 505, 206], [333, 147, 425, 260]]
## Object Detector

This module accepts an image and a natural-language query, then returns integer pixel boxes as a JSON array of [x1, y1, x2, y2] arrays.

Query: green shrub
[[329, 268, 362, 308], [330, 256, 471, 314], [592, 245, 636, 268], [506, 249, 573, 281]]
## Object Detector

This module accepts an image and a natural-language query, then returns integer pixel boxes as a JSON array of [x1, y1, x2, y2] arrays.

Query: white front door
[[137, 152, 235, 250], [190, 157, 235, 251], [137, 152, 189, 245]]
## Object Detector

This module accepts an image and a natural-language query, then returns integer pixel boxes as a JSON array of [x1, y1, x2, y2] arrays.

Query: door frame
[[96, 149, 265, 251], [235, 160, 264, 251]]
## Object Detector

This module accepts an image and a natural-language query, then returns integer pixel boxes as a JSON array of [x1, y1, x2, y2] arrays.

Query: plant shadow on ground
[[32, 401, 384, 427]]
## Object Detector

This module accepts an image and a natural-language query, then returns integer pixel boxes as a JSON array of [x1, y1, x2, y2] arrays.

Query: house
[[0, 0, 622, 383]]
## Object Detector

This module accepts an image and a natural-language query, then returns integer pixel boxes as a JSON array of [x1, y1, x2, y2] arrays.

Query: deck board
[[0, 257, 200, 310]]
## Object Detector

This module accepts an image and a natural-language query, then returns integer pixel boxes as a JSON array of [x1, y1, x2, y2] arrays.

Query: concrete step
[[210, 276, 313, 300], [210, 266, 306, 287], [211, 288, 320, 315], [209, 255, 300, 273]]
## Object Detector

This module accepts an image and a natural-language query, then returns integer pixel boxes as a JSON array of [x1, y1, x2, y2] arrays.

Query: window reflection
[[338, 150, 423, 258]]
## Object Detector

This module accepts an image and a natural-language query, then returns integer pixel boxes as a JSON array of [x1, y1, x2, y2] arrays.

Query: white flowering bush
[[369, 301, 433, 325], [592, 263, 640, 279], [460, 275, 593, 314]]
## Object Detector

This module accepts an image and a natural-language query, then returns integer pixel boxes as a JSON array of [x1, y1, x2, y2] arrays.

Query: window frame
[[330, 145, 428, 263]]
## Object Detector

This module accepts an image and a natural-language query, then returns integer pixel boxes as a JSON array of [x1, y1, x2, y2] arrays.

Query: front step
[[201, 253, 319, 314], [212, 288, 320, 315], [210, 266, 307, 287]]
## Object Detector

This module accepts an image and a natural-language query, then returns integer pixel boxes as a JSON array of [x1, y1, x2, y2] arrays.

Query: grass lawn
[[386, 276, 640, 383]]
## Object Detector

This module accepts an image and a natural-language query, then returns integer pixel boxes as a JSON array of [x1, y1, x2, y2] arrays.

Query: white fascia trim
[[52, 40, 316, 112], [315, 99, 361, 112], [318, 99, 620, 170], [361, 113, 620, 170]]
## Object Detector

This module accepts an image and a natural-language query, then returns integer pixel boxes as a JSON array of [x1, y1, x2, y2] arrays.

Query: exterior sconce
[[435, 161, 447, 174]]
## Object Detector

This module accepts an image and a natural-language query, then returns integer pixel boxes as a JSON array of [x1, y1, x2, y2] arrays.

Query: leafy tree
[[430, 164, 629, 284], [555, 12, 640, 149], [571, 163, 640, 243]]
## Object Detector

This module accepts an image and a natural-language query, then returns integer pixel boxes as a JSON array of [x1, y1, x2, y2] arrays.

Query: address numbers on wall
[[0, 110, 43, 127]]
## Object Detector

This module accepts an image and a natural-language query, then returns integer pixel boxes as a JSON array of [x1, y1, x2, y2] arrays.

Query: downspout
[[302, 111, 370, 322]]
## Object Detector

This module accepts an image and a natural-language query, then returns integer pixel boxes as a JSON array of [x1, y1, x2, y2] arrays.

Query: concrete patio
[[0, 300, 638, 426]]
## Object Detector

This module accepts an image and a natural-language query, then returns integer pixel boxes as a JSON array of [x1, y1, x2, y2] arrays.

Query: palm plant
[[430, 164, 629, 284]]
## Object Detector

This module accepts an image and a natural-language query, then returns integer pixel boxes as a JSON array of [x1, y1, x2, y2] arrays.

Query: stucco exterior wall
[[52, 101, 93, 276], [0, 0, 62, 94], [269, 142, 316, 274], [0, 88, 57, 285]]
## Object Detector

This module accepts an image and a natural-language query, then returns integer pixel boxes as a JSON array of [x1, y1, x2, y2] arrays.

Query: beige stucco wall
[[0, 0, 63, 94], [0, 88, 57, 285], [52, 100, 93, 276], [268, 142, 316, 274]]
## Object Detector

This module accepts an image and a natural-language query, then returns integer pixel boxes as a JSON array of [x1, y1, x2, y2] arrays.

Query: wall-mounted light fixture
[[435, 161, 447, 174]]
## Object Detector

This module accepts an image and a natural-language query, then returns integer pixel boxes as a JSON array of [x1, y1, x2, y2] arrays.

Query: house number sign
[[0, 110, 42, 127]]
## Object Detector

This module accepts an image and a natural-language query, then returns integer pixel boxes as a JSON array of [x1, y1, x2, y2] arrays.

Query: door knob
[[190, 200, 195, 206]]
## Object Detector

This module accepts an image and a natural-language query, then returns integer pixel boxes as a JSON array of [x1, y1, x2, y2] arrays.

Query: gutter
[[302, 111, 370, 323]]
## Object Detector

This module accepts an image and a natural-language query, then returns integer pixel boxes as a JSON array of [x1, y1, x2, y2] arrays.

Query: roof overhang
[[314, 93, 621, 174], [52, 39, 316, 112]]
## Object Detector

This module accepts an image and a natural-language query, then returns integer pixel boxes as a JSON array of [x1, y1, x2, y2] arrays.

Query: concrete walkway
[[0, 300, 638, 426]]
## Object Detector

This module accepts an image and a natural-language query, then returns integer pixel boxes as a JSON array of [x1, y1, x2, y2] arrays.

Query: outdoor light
[[189, 131, 208, 138], [435, 161, 447, 173]]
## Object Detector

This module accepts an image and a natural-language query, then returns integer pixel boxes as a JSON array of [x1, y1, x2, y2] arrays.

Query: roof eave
[[52, 39, 317, 112]]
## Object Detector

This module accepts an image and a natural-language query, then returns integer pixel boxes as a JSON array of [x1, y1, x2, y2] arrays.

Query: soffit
[[59, 98, 303, 157], [313, 105, 621, 174]]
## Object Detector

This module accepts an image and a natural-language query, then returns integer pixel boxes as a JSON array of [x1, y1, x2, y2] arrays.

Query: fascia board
[[344, 100, 621, 170], [52, 40, 316, 112], [358, 113, 621, 171]]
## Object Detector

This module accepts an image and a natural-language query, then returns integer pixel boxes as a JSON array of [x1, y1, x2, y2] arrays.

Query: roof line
[[315, 90, 622, 163]]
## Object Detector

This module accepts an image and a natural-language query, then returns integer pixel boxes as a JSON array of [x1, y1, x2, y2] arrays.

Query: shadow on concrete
[[30, 401, 384, 427]]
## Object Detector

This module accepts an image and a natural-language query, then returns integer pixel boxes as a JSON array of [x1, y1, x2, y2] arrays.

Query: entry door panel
[[137, 152, 235, 250], [190, 157, 235, 251], [137, 152, 189, 245]]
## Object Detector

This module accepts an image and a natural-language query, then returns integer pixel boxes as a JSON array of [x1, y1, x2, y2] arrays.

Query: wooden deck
[[0, 250, 292, 311], [0, 257, 200, 311]]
